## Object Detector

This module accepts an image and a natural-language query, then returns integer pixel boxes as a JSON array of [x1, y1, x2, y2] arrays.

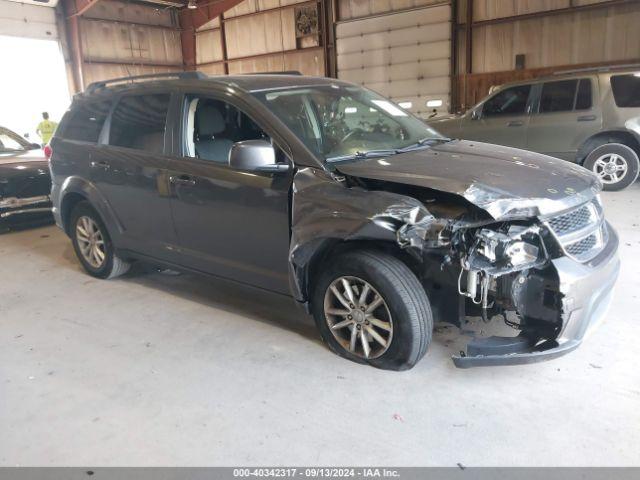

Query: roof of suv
[[78, 74, 352, 100], [491, 65, 640, 90]]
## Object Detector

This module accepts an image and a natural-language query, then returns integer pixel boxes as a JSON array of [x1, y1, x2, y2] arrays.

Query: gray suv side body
[[49, 74, 620, 370], [429, 69, 640, 191]]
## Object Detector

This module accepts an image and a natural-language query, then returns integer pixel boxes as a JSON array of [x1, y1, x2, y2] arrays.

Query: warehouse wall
[[60, 0, 183, 90], [455, 0, 640, 110], [338, 0, 446, 20], [0, 0, 58, 39], [335, 2, 452, 117], [195, 0, 325, 76], [336, 0, 452, 117]]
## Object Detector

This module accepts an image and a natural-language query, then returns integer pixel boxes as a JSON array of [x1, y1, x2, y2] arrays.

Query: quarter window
[[482, 85, 531, 117], [109, 94, 170, 154], [61, 101, 111, 143], [610, 74, 640, 108]]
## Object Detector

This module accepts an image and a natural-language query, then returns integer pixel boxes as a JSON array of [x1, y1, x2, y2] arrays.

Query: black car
[[49, 72, 620, 370], [0, 126, 53, 232]]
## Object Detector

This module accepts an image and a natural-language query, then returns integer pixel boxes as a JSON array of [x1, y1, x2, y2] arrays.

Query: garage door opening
[[0, 35, 70, 142]]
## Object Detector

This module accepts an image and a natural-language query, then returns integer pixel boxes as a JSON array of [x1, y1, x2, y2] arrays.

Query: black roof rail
[[247, 71, 303, 75], [552, 63, 640, 76], [85, 71, 208, 94]]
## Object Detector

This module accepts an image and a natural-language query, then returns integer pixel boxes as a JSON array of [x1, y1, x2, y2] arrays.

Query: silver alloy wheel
[[75, 216, 106, 269], [593, 153, 628, 184], [323, 276, 393, 359]]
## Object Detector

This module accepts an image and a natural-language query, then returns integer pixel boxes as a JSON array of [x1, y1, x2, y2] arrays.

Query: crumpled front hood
[[335, 140, 600, 219]]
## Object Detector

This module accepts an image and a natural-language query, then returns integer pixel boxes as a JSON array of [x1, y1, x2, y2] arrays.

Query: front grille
[[545, 199, 606, 262], [565, 234, 597, 257], [548, 203, 595, 236]]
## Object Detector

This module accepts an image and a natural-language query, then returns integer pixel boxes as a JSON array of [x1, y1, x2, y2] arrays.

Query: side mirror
[[229, 140, 290, 173]]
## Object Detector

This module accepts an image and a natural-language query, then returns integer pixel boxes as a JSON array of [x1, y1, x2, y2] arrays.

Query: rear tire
[[583, 143, 639, 191], [312, 250, 433, 371], [69, 201, 130, 279]]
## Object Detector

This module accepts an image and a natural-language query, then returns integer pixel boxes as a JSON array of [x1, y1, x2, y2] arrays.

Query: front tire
[[312, 250, 433, 371], [69, 201, 130, 279], [583, 143, 640, 191]]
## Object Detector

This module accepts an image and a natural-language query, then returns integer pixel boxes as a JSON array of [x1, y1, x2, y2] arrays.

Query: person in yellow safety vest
[[36, 112, 58, 146]]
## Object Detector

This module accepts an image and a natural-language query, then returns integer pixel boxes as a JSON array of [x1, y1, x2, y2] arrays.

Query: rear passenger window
[[539, 80, 578, 113], [538, 78, 592, 113], [62, 101, 111, 143], [109, 94, 170, 154], [611, 74, 640, 108]]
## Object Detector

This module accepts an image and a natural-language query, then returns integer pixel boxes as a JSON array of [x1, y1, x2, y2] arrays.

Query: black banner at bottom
[[0, 468, 638, 480]]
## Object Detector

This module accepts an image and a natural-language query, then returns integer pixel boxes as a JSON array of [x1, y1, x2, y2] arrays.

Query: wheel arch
[[60, 191, 88, 236], [576, 129, 640, 165], [58, 176, 123, 240], [301, 238, 423, 304]]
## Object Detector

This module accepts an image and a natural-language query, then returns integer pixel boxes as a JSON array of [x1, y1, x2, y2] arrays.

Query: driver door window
[[184, 96, 269, 164], [0, 133, 24, 150], [461, 84, 532, 149], [482, 85, 532, 117]]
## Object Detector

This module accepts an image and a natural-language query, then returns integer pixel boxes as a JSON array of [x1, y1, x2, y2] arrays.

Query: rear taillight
[[43, 144, 52, 160]]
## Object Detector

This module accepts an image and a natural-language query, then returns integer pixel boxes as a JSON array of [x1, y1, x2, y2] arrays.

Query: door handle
[[507, 121, 524, 127], [90, 160, 110, 170], [577, 115, 597, 122], [169, 175, 196, 186]]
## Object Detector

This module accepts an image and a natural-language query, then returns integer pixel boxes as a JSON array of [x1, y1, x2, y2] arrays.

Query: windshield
[[0, 127, 30, 153], [252, 84, 445, 161]]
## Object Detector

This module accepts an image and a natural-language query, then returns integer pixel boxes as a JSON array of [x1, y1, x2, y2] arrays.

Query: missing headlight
[[466, 226, 546, 274], [505, 241, 540, 267]]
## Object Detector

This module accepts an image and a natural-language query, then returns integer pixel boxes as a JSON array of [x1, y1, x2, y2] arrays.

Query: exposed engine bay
[[344, 174, 560, 331]]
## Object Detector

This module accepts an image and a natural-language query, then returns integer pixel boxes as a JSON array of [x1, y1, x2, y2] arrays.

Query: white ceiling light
[[371, 100, 407, 117], [426, 99, 443, 108], [398, 101, 412, 109], [6, 0, 59, 6], [187, 0, 198, 9]]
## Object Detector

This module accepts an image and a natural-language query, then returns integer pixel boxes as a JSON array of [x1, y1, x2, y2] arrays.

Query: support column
[[178, 0, 244, 72], [63, 4, 85, 92]]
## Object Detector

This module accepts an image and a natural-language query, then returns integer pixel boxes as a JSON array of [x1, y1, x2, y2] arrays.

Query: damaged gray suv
[[50, 73, 620, 370]]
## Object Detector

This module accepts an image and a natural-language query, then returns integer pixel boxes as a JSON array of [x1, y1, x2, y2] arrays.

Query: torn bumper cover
[[0, 195, 52, 219], [453, 225, 620, 368]]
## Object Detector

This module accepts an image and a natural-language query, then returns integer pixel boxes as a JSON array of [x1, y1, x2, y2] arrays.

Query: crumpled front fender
[[288, 167, 448, 302]]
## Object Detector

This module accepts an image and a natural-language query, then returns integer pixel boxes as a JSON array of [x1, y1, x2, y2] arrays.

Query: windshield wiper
[[326, 149, 398, 163], [397, 136, 451, 152], [326, 137, 452, 163]]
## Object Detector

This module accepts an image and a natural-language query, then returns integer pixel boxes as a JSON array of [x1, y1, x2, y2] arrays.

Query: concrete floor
[[1, 184, 639, 467]]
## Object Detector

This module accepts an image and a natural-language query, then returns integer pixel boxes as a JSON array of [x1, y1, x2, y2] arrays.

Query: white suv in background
[[429, 68, 640, 191]]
